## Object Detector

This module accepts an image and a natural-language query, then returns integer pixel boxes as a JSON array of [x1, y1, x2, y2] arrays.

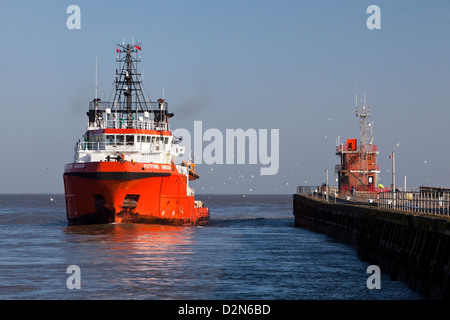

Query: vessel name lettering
[[143, 164, 160, 170], [161, 165, 171, 170]]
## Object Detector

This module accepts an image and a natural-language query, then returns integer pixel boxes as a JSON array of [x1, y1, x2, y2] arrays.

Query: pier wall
[[293, 194, 450, 300]]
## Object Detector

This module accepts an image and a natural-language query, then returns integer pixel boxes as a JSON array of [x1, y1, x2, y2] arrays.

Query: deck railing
[[297, 186, 450, 216], [89, 100, 168, 111], [336, 144, 378, 153], [88, 119, 168, 131], [76, 141, 162, 153]]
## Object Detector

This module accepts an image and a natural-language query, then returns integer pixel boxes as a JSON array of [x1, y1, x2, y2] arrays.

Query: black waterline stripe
[[63, 172, 171, 180]]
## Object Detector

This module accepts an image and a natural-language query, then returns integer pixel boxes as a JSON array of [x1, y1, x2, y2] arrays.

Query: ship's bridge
[[74, 128, 184, 164], [87, 100, 173, 131]]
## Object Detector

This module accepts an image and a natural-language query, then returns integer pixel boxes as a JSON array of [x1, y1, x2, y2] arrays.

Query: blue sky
[[1, 0, 450, 194]]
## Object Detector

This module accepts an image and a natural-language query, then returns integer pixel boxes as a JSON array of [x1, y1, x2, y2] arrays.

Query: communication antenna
[[355, 92, 372, 189], [355, 92, 371, 148]]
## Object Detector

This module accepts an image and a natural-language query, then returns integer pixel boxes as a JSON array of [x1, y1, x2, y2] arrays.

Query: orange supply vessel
[[63, 42, 209, 226]]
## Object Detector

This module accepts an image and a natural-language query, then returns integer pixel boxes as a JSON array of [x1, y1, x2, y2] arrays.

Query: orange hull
[[63, 161, 209, 226]]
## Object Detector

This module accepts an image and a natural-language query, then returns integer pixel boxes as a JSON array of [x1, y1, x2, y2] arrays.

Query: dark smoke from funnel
[[71, 84, 91, 116], [173, 85, 210, 120]]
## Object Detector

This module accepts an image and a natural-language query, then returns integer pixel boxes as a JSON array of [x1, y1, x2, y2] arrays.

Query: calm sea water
[[0, 194, 423, 300]]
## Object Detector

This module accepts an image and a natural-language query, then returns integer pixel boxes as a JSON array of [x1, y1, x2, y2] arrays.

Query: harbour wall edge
[[293, 194, 450, 300]]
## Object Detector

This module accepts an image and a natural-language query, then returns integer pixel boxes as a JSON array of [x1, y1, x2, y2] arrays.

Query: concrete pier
[[293, 193, 450, 300]]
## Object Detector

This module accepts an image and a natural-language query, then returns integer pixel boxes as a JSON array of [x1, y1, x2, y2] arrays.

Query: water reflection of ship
[[65, 224, 196, 275], [65, 223, 195, 248], [109, 223, 194, 247]]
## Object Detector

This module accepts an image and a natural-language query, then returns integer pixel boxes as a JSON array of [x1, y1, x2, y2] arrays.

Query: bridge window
[[116, 135, 124, 145], [106, 135, 115, 145], [126, 135, 134, 145]]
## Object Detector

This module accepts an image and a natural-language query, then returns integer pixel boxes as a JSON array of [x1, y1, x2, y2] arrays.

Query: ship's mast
[[86, 42, 173, 131], [113, 42, 148, 122]]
